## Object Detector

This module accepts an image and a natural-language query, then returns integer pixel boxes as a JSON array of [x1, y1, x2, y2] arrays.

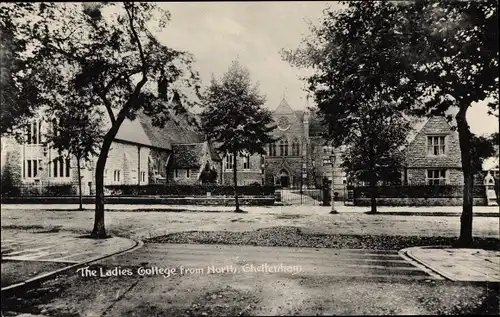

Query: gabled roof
[[136, 93, 204, 150], [139, 111, 203, 151], [273, 98, 304, 123], [114, 115, 153, 147], [405, 116, 452, 149], [171, 143, 204, 168]]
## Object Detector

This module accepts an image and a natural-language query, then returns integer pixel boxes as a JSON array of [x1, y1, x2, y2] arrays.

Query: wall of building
[[222, 153, 262, 185], [406, 117, 462, 169], [407, 168, 464, 185]]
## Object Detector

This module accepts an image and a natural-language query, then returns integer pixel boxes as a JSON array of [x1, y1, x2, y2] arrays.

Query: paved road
[[4, 243, 497, 316], [110, 243, 440, 281]]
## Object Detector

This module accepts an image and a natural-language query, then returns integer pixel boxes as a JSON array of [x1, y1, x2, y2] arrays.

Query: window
[[141, 172, 146, 182], [26, 120, 42, 145], [113, 170, 121, 182], [427, 136, 446, 156], [132, 170, 137, 179], [104, 169, 108, 179], [291, 138, 300, 156], [243, 154, 250, 169], [323, 145, 334, 154], [186, 169, 190, 178], [322, 158, 331, 166], [226, 154, 235, 169], [279, 139, 288, 156], [24, 159, 39, 178], [52, 157, 70, 178], [268, 143, 277, 157], [174, 169, 179, 178], [427, 169, 446, 185]]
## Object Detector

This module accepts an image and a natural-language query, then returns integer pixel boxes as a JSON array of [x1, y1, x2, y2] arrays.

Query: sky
[[157, 2, 498, 137]]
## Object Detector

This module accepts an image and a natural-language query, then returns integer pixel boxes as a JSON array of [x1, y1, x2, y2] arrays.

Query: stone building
[[403, 116, 463, 185], [262, 98, 346, 193]]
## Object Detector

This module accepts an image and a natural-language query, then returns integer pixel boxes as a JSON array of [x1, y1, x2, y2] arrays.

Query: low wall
[[0, 196, 275, 206], [354, 197, 487, 206]]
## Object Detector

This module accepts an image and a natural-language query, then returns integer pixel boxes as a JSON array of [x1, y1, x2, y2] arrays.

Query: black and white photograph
[[0, 1, 499, 316]]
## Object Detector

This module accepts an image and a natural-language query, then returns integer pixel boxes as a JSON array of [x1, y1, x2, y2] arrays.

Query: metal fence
[[276, 188, 325, 206]]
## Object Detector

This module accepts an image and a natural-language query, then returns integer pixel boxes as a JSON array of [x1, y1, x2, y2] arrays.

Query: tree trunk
[[368, 135, 377, 214], [92, 126, 121, 238], [91, 71, 148, 239], [233, 152, 241, 212], [77, 157, 83, 211], [456, 107, 474, 247], [369, 175, 378, 214]]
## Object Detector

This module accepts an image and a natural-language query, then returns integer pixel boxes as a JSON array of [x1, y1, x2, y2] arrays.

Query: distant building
[[403, 116, 463, 185], [262, 98, 346, 194]]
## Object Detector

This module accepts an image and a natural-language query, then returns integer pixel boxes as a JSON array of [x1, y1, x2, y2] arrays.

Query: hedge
[[1, 184, 76, 197], [353, 185, 487, 199], [104, 184, 276, 196]]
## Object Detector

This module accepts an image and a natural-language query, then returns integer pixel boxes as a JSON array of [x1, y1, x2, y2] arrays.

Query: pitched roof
[[138, 110, 203, 150], [405, 116, 451, 148], [134, 92, 204, 150], [273, 98, 306, 123], [115, 115, 153, 147], [171, 143, 204, 168]]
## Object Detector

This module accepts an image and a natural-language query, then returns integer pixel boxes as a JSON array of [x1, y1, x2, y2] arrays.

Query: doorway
[[279, 169, 290, 188]]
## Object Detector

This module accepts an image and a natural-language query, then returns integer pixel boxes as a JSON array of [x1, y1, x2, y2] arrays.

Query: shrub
[[43, 185, 76, 197], [353, 185, 486, 199], [104, 184, 275, 196]]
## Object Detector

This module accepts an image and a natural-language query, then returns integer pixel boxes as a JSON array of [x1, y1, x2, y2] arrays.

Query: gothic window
[[52, 157, 71, 178], [291, 137, 300, 156], [279, 139, 289, 156], [268, 143, 277, 157]]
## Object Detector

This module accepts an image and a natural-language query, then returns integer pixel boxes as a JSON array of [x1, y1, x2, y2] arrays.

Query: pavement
[[404, 246, 500, 282], [2, 203, 499, 216], [1, 229, 138, 290]]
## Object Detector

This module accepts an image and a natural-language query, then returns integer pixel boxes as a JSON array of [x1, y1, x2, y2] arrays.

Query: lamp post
[[330, 152, 338, 214]]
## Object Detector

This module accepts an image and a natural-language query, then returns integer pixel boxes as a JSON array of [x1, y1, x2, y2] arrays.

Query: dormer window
[[427, 136, 446, 156]]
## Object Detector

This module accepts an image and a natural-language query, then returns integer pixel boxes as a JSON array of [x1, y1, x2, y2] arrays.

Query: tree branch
[[124, 3, 147, 77], [103, 67, 142, 94], [92, 83, 116, 124]]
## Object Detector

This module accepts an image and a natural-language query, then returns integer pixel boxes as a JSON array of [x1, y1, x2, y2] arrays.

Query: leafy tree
[[201, 61, 276, 212], [5, 2, 200, 238], [283, 0, 498, 246], [470, 133, 497, 179], [44, 104, 103, 210], [0, 4, 42, 138], [404, 0, 498, 246], [339, 110, 411, 213], [283, 2, 417, 213]]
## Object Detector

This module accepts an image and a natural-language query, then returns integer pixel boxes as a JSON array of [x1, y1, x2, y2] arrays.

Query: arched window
[[279, 139, 289, 156], [292, 137, 300, 156], [269, 143, 277, 157]]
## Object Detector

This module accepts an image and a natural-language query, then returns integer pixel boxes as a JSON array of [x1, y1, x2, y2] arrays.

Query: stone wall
[[354, 197, 487, 206], [406, 117, 462, 171], [102, 141, 150, 186], [407, 168, 464, 185], [1, 196, 275, 206], [221, 153, 262, 185]]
